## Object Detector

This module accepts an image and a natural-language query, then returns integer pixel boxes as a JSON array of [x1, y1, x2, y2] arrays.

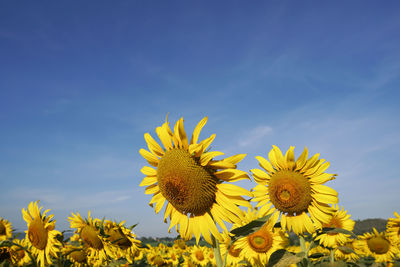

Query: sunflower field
[[1, 116, 400, 267]]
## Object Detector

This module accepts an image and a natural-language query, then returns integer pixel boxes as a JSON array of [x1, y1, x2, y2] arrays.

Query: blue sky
[[1, 1, 399, 237]]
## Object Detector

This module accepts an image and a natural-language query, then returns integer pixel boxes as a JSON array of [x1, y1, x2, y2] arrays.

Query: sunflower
[[334, 239, 363, 262], [359, 228, 399, 263], [314, 205, 355, 248], [22, 201, 61, 267], [190, 245, 209, 267], [219, 231, 245, 267], [251, 146, 338, 235], [139, 116, 252, 244], [0, 217, 12, 241], [386, 211, 400, 246], [231, 208, 288, 266], [103, 220, 142, 263], [68, 211, 115, 266], [62, 244, 88, 267], [9, 238, 32, 266]]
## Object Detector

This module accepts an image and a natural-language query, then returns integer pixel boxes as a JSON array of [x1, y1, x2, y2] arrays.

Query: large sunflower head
[[315, 205, 355, 248], [231, 208, 288, 266], [0, 217, 12, 241], [251, 146, 338, 235], [359, 228, 399, 263], [68, 211, 115, 265], [139, 116, 252, 244], [21, 201, 61, 267], [103, 220, 142, 263]]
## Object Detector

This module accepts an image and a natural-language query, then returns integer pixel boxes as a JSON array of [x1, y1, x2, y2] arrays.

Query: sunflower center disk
[[28, 218, 48, 250], [0, 223, 5, 235], [228, 245, 242, 257], [195, 250, 205, 261], [248, 227, 273, 253], [268, 170, 312, 215], [80, 225, 104, 250], [367, 237, 390, 254], [157, 149, 217, 216]]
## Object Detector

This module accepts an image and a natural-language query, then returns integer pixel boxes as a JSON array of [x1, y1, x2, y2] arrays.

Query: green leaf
[[267, 249, 305, 267], [337, 246, 356, 254], [230, 213, 273, 242], [323, 227, 357, 238], [308, 252, 325, 259]]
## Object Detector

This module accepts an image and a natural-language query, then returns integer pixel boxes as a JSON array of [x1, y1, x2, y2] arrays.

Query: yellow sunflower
[[334, 239, 363, 262], [22, 201, 61, 267], [190, 245, 209, 267], [68, 211, 115, 266], [0, 217, 12, 241], [386, 211, 400, 246], [139, 116, 252, 244], [359, 228, 399, 263], [251, 146, 338, 235], [9, 238, 32, 266], [314, 205, 355, 248], [103, 220, 142, 263], [231, 208, 288, 266], [62, 245, 88, 267], [219, 231, 245, 267]]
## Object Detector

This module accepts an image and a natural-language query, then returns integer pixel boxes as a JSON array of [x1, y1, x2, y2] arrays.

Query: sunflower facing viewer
[[139, 116, 252, 244], [251, 146, 338, 235]]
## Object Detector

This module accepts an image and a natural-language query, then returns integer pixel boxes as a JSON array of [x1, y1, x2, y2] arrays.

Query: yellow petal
[[285, 146, 296, 170], [255, 156, 275, 174], [140, 166, 157, 176], [295, 147, 308, 171], [214, 169, 250, 182], [177, 118, 189, 149], [199, 151, 224, 166], [217, 183, 252, 197], [156, 125, 173, 150], [144, 133, 164, 157], [272, 145, 287, 169], [223, 154, 246, 165], [139, 149, 159, 166], [207, 160, 236, 169], [190, 117, 208, 145]]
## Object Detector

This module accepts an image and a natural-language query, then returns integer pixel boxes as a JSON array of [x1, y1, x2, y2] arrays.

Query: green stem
[[211, 235, 224, 267], [329, 249, 335, 263]]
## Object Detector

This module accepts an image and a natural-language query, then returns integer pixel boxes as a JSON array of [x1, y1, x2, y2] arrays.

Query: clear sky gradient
[[1, 1, 399, 237]]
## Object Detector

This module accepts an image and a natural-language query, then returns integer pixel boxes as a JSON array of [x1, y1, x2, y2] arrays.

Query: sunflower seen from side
[[139, 116, 252, 244], [0, 217, 12, 241], [359, 228, 399, 263], [231, 208, 288, 266], [103, 220, 142, 264], [9, 238, 32, 266], [334, 239, 363, 262], [68, 211, 115, 266], [386, 211, 400, 247], [251, 146, 338, 235], [22, 201, 61, 267], [219, 231, 245, 267], [314, 205, 355, 248]]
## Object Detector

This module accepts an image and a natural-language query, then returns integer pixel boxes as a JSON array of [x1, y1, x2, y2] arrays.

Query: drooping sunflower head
[[232, 208, 288, 266], [359, 228, 399, 263], [315, 205, 355, 248], [251, 146, 338, 235], [139, 116, 252, 244], [68, 211, 115, 265], [21, 201, 61, 267]]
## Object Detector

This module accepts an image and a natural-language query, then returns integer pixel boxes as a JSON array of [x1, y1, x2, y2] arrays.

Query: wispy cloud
[[238, 125, 273, 149]]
